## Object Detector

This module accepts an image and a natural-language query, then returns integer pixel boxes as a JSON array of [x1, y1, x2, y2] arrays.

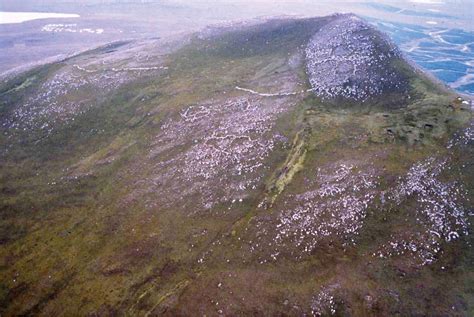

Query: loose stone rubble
[[2, 59, 165, 135], [270, 161, 380, 258], [390, 157, 469, 240], [42, 23, 105, 34], [311, 284, 339, 316], [447, 120, 474, 149], [374, 232, 441, 266], [374, 156, 470, 265], [128, 96, 295, 213], [305, 14, 409, 101], [253, 147, 470, 265]]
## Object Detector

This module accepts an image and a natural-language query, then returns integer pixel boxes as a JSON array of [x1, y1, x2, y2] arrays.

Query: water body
[[364, 3, 456, 19], [362, 2, 473, 95], [367, 18, 474, 95], [0, 12, 79, 24]]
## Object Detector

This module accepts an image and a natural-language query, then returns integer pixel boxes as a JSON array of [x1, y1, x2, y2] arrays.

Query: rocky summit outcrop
[[305, 14, 410, 103]]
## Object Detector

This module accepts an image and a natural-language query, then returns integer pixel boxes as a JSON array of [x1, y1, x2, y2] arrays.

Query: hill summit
[[306, 14, 410, 103]]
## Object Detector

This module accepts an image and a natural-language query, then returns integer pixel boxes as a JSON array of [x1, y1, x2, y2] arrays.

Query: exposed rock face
[[305, 14, 410, 102]]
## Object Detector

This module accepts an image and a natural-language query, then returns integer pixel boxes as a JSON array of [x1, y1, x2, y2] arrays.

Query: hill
[[0, 14, 473, 316]]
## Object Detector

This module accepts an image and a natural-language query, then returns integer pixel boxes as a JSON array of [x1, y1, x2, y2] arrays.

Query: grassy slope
[[0, 16, 472, 316]]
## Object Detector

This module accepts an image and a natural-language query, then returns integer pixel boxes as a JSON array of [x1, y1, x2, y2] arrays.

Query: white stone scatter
[[272, 162, 380, 257], [128, 96, 294, 212], [2, 59, 165, 136], [375, 156, 470, 266], [254, 148, 470, 266], [42, 23, 104, 34], [389, 157, 469, 240], [311, 285, 339, 316], [374, 232, 441, 266], [447, 120, 474, 149], [305, 15, 407, 101]]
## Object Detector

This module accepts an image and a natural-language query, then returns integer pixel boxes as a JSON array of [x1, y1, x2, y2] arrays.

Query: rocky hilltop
[[306, 14, 409, 104], [0, 14, 473, 316]]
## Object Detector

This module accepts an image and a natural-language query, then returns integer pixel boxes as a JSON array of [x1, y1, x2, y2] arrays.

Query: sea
[[362, 1, 473, 95]]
